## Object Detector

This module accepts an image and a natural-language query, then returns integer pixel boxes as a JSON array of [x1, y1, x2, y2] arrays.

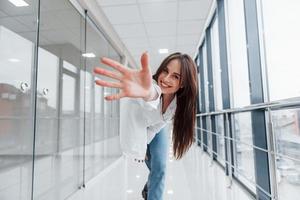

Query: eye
[[174, 75, 180, 80]]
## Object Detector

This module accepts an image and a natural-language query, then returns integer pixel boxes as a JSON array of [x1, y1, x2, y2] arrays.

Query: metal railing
[[195, 99, 300, 200], [196, 99, 300, 117]]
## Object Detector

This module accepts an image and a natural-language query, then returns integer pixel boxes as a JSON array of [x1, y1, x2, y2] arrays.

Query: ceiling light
[[167, 190, 174, 194], [159, 49, 169, 54], [82, 53, 96, 58], [8, 0, 29, 7], [8, 58, 20, 62], [126, 189, 133, 194]]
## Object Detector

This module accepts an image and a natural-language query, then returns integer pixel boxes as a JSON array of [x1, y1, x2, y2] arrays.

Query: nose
[[163, 74, 172, 83]]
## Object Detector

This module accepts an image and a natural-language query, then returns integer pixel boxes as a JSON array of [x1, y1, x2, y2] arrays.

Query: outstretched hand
[[94, 52, 155, 101]]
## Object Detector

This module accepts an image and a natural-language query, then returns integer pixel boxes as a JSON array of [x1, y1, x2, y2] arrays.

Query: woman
[[94, 52, 198, 200]]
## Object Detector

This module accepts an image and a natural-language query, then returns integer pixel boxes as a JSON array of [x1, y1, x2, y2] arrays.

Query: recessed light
[[82, 53, 96, 58], [126, 189, 133, 194], [8, 58, 20, 62], [159, 49, 169, 54], [167, 190, 174, 194], [8, 0, 29, 7], [136, 175, 140, 179]]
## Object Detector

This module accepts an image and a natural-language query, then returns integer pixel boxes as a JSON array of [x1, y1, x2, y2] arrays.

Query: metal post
[[266, 108, 278, 200], [225, 113, 232, 187]]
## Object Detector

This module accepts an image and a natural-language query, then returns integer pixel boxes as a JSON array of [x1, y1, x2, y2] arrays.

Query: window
[[226, 0, 251, 107], [233, 112, 255, 191], [261, 0, 300, 101], [272, 108, 300, 200]]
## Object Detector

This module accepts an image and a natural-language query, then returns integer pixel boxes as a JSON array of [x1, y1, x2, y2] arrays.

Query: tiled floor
[[69, 145, 192, 200], [68, 144, 256, 200]]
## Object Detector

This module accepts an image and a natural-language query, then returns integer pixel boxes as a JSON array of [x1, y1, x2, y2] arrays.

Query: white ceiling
[[97, 0, 213, 71]]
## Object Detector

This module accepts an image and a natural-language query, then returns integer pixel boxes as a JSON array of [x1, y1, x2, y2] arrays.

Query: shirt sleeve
[[142, 83, 161, 110], [120, 98, 148, 159], [124, 81, 161, 110]]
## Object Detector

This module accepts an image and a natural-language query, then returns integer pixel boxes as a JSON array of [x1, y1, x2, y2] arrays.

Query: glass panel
[[62, 74, 76, 113], [206, 116, 212, 154], [202, 42, 211, 152], [211, 17, 223, 111], [210, 17, 225, 163], [0, 0, 39, 199], [272, 108, 300, 200], [63, 60, 77, 73], [261, 1, 300, 101], [203, 43, 209, 113], [35, 48, 59, 157], [80, 70, 92, 145], [34, 0, 84, 199], [60, 72, 79, 152], [233, 112, 256, 191], [226, 0, 251, 107], [94, 77, 104, 142], [216, 115, 225, 165], [84, 16, 122, 182]]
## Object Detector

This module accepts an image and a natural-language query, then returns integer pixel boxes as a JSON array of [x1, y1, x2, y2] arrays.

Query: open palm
[[94, 52, 153, 101]]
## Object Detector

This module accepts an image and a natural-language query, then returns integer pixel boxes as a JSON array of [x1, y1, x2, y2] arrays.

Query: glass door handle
[[42, 88, 49, 96], [20, 82, 29, 93]]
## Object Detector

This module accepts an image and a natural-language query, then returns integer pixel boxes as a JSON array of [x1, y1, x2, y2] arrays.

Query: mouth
[[160, 81, 171, 88]]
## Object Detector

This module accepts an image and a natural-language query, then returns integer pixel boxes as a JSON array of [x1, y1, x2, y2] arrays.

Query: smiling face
[[157, 59, 182, 95]]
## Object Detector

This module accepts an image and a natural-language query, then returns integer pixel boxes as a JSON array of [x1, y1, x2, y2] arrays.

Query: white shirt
[[119, 83, 177, 158], [146, 94, 177, 143]]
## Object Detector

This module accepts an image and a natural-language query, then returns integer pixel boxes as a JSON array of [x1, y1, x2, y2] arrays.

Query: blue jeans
[[145, 127, 168, 200]]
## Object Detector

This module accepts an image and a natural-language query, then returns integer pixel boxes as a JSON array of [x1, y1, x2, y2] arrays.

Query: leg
[[145, 144, 151, 170], [142, 145, 151, 199], [147, 127, 169, 200]]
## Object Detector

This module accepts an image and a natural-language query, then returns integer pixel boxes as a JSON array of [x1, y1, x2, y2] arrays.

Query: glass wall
[[196, 0, 300, 199], [84, 17, 122, 182], [34, 0, 85, 198], [272, 108, 300, 200], [0, 0, 39, 199], [261, 0, 300, 101], [226, 0, 250, 108], [202, 42, 212, 153], [0, 0, 122, 199], [233, 113, 255, 191], [210, 16, 225, 165]]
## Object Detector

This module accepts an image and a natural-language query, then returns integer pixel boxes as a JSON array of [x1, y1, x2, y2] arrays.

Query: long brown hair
[[153, 52, 198, 159]]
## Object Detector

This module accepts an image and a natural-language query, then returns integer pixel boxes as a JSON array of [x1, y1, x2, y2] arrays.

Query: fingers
[[105, 92, 125, 101], [94, 67, 122, 81], [95, 79, 122, 89], [95, 79, 126, 101], [101, 57, 127, 74], [140, 52, 150, 73]]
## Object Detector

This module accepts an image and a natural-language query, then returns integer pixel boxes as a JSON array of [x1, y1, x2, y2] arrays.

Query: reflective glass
[[272, 108, 300, 200], [62, 74, 76, 113], [201, 43, 212, 152], [34, 0, 84, 199], [210, 17, 225, 164], [0, 0, 39, 199], [233, 112, 256, 191], [226, 0, 251, 107], [216, 115, 225, 165], [211, 17, 223, 111], [261, 0, 300, 101], [84, 16, 122, 182]]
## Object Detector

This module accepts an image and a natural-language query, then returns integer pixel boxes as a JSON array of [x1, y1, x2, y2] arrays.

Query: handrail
[[195, 127, 300, 163], [196, 99, 300, 117], [197, 141, 274, 199]]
